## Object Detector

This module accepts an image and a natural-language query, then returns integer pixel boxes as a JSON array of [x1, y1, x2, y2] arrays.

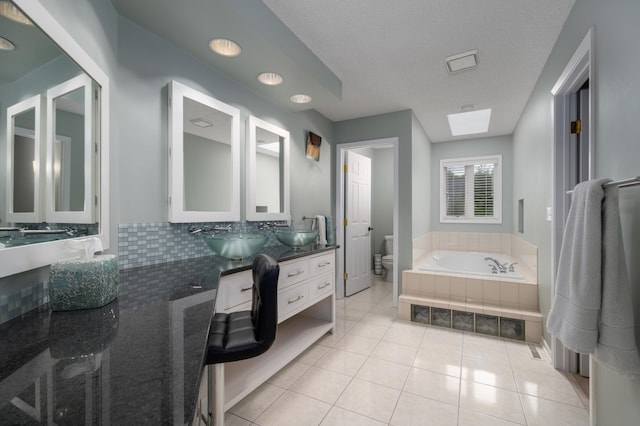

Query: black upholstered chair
[[205, 254, 279, 425]]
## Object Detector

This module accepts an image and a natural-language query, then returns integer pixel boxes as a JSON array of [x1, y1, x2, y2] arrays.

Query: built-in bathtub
[[400, 248, 542, 343], [419, 250, 524, 280]]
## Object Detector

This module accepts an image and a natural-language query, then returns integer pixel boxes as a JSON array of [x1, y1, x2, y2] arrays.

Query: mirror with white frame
[[1, 1, 109, 277], [46, 74, 97, 223], [246, 115, 290, 221], [168, 80, 240, 222], [5, 94, 44, 224]]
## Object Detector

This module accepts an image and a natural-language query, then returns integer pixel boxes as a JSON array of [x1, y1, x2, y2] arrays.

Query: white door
[[344, 151, 372, 296]]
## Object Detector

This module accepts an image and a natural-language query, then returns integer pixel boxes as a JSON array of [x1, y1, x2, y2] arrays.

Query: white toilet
[[381, 235, 394, 282]]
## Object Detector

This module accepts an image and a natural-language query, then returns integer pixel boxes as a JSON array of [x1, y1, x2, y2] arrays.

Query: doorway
[[551, 27, 594, 421], [335, 138, 399, 306]]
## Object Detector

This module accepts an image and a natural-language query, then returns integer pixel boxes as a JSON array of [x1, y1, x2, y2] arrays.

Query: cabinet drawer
[[217, 270, 253, 311], [278, 282, 309, 322], [309, 272, 334, 301], [278, 258, 309, 290], [309, 252, 334, 277]]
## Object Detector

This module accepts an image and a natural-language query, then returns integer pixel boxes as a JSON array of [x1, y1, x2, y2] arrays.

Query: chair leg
[[208, 364, 225, 426]]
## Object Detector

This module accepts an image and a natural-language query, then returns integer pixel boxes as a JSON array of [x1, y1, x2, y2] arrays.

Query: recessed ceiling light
[[447, 108, 491, 136], [0, 1, 33, 25], [257, 72, 284, 86], [459, 104, 476, 112], [190, 118, 213, 128], [290, 94, 312, 104], [0, 36, 15, 51], [445, 49, 479, 73], [209, 38, 241, 57]]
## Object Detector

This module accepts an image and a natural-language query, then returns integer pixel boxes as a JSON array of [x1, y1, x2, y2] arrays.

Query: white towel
[[315, 215, 327, 245], [594, 184, 640, 377], [547, 179, 609, 353]]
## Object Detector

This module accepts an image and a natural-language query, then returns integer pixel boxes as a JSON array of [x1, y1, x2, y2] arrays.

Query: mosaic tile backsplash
[[117, 221, 288, 269], [0, 267, 50, 325]]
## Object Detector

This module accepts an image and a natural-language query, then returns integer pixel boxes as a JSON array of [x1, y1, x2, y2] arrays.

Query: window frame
[[439, 155, 502, 224]]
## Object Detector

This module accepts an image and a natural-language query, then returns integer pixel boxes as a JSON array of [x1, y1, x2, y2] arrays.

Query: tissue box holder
[[49, 255, 118, 311]]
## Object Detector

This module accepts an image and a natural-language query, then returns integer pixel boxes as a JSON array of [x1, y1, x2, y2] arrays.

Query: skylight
[[447, 108, 491, 136]]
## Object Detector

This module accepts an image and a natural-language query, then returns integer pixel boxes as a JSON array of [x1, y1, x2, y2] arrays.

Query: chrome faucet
[[258, 222, 290, 231], [484, 257, 507, 273], [188, 224, 232, 235]]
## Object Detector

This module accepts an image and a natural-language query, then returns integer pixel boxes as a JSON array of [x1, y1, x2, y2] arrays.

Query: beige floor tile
[[383, 321, 426, 347], [413, 347, 462, 377], [370, 340, 418, 366], [356, 357, 411, 390], [295, 343, 330, 365], [231, 282, 595, 426], [403, 368, 461, 406], [314, 347, 368, 376], [336, 306, 370, 322], [348, 322, 390, 340], [316, 330, 344, 347], [335, 378, 401, 423], [289, 366, 353, 404], [458, 408, 523, 426], [521, 394, 589, 426], [459, 380, 526, 424], [461, 355, 517, 391], [254, 390, 331, 426], [228, 383, 285, 422], [266, 361, 311, 389], [224, 413, 252, 426], [513, 369, 584, 407], [463, 337, 511, 364], [333, 333, 380, 356], [390, 391, 458, 425], [421, 326, 464, 351], [362, 309, 397, 326], [319, 406, 387, 426]]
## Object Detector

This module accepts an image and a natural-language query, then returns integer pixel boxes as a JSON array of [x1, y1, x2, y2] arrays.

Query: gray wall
[[513, 0, 640, 422], [116, 17, 334, 227], [334, 110, 415, 289], [431, 135, 513, 233], [411, 113, 431, 239]]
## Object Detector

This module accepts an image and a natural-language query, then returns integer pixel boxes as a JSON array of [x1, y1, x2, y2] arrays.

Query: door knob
[[368, 226, 374, 231]]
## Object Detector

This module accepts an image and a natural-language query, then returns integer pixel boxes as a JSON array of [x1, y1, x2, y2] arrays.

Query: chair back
[[251, 254, 279, 349]]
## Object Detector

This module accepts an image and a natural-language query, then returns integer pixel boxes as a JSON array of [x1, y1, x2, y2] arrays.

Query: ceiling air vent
[[445, 50, 479, 73]]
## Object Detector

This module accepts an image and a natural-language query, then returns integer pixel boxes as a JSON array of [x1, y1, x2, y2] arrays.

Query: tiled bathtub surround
[[413, 231, 538, 279], [117, 221, 288, 269], [405, 232, 541, 342]]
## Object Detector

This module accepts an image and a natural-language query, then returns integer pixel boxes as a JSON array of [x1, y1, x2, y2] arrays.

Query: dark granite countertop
[[0, 245, 337, 425]]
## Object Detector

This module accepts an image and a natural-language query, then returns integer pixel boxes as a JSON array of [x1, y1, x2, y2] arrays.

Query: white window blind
[[440, 155, 502, 224]]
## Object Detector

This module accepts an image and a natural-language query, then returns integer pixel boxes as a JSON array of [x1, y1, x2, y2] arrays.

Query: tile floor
[[225, 276, 589, 425]]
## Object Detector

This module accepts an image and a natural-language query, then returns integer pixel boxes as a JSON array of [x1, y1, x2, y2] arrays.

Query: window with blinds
[[440, 155, 502, 223]]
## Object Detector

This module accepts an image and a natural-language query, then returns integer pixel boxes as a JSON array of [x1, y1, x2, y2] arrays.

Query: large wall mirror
[[0, 1, 110, 277], [246, 115, 290, 221], [168, 80, 240, 223]]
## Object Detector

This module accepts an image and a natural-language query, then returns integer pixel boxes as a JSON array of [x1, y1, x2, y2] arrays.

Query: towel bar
[[566, 176, 640, 195]]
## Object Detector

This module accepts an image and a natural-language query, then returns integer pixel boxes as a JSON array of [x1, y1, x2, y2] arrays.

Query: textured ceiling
[[111, 0, 575, 143], [262, 0, 575, 142]]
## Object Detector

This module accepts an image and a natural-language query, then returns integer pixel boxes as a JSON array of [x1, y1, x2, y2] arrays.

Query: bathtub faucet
[[484, 257, 507, 273]]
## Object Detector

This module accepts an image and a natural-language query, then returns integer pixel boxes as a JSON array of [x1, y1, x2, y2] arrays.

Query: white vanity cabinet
[[214, 249, 336, 412]]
